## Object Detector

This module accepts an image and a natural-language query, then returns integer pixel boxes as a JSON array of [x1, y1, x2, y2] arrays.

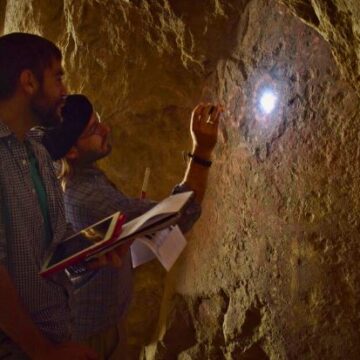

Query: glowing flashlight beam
[[260, 91, 277, 114]]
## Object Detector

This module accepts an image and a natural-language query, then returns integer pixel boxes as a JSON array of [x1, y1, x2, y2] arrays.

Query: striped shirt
[[64, 167, 201, 340], [0, 122, 72, 349]]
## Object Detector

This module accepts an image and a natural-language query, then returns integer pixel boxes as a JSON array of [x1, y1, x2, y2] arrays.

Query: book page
[[120, 191, 193, 239], [130, 239, 156, 268]]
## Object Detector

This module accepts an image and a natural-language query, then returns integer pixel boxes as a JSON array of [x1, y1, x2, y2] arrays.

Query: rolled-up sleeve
[[83, 183, 201, 234], [65, 174, 201, 236], [65, 186, 157, 232], [172, 184, 202, 233]]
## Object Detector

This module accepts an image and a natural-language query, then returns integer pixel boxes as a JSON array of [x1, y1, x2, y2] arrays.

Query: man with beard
[[0, 33, 99, 359], [42, 94, 220, 359]]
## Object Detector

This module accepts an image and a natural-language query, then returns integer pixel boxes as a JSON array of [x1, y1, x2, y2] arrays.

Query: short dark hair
[[0, 32, 62, 100]]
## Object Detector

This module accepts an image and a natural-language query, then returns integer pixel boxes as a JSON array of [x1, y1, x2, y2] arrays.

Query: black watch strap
[[187, 152, 212, 167]]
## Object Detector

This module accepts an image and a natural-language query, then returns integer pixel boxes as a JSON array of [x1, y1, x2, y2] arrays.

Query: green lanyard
[[25, 144, 53, 247]]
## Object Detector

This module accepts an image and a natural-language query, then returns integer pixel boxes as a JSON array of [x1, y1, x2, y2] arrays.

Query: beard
[[30, 88, 63, 128], [102, 132, 112, 154], [76, 136, 113, 167], [80, 145, 112, 166]]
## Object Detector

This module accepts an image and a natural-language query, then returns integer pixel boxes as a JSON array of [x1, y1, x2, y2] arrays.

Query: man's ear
[[65, 146, 79, 161], [19, 69, 39, 95]]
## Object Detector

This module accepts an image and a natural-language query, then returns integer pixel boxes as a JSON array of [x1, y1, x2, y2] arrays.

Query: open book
[[40, 191, 194, 277]]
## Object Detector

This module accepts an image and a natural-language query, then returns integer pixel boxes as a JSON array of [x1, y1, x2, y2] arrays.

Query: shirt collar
[[0, 121, 12, 138], [0, 121, 45, 142], [69, 166, 104, 185], [75, 166, 102, 177]]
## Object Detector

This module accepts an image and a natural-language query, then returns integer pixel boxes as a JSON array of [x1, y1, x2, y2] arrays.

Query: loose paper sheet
[[130, 225, 187, 271]]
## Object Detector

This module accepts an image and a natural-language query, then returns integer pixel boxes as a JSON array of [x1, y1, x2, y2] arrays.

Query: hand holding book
[[40, 191, 194, 277], [86, 240, 132, 270]]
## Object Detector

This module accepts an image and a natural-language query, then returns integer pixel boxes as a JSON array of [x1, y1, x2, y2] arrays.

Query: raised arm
[[181, 103, 221, 203]]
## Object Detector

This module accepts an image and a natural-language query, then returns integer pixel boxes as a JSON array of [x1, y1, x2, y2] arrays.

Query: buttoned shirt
[[64, 167, 201, 340], [0, 122, 72, 347]]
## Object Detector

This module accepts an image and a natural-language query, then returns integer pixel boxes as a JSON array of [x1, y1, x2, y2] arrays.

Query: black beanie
[[42, 94, 93, 160]]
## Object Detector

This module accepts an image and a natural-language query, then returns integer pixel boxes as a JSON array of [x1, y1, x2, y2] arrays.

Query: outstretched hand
[[190, 103, 222, 154]]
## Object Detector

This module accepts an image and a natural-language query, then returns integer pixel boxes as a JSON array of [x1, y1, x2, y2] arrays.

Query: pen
[[207, 105, 216, 124], [140, 167, 150, 199]]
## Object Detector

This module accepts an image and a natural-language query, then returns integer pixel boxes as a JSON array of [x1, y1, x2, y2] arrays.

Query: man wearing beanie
[[42, 94, 94, 161], [43, 94, 221, 359]]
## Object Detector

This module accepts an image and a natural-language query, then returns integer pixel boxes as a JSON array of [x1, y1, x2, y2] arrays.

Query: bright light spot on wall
[[259, 90, 278, 114]]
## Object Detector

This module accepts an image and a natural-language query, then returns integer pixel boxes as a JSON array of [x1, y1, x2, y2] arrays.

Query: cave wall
[[2, 0, 360, 359], [280, 0, 360, 97], [153, 1, 360, 358]]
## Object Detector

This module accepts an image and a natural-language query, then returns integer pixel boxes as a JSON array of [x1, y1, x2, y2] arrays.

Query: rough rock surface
[[2, 0, 360, 359], [280, 0, 360, 97]]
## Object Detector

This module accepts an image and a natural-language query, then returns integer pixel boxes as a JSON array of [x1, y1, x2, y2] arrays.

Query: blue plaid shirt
[[64, 167, 201, 340], [0, 122, 72, 350]]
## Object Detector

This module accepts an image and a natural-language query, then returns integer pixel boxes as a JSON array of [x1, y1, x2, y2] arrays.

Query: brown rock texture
[[2, 0, 360, 359], [280, 0, 360, 96]]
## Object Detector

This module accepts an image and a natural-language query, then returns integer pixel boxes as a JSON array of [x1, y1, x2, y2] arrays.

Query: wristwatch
[[187, 152, 212, 167]]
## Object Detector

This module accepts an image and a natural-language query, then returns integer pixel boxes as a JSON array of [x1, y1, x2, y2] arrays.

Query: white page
[[120, 191, 193, 239], [155, 226, 186, 270], [130, 238, 156, 268], [130, 228, 173, 268], [130, 226, 187, 271]]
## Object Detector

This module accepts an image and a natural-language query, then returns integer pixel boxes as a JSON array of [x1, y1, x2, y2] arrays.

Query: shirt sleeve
[[65, 178, 201, 235], [64, 182, 157, 232], [0, 189, 7, 263], [172, 184, 202, 233], [64, 222, 75, 239]]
